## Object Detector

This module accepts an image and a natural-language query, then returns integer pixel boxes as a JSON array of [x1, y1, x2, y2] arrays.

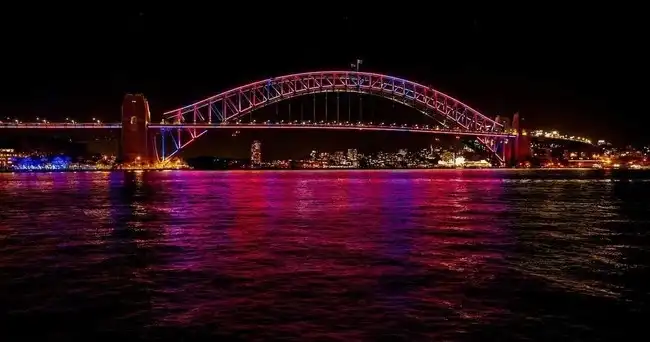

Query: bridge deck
[[0, 123, 514, 137], [0, 123, 121, 129]]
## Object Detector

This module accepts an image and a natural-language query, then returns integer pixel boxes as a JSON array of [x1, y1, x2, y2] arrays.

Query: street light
[[350, 58, 363, 72]]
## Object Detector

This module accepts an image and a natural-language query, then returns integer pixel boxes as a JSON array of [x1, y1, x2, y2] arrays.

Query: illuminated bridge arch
[[164, 71, 502, 131], [158, 71, 508, 162]]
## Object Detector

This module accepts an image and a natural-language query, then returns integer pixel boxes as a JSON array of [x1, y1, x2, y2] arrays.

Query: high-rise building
[[347, 148, 358, 167], [251, 140, 262, 166], [120, 94, 153, 164]]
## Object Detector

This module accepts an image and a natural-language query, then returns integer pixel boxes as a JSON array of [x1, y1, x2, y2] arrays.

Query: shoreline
[[1, 167, 647, 173]]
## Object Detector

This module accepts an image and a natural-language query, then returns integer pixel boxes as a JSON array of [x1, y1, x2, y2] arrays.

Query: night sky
[[1, 4, 647, 156]]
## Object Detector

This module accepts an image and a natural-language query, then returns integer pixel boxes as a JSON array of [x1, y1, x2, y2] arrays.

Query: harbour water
[[1, 170, 648, 340]]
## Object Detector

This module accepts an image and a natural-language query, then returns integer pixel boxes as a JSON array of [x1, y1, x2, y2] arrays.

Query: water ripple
[[0, 169, 649, 340]]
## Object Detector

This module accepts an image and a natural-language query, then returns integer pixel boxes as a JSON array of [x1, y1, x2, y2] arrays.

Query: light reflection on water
[[0, 169, 649, 340]]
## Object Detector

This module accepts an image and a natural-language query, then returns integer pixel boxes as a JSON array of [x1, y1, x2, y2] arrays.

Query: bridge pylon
[[119, 94, 154, 165], [511, 112, 531, 166]]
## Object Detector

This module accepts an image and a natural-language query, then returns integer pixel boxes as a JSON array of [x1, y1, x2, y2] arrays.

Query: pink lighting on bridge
[[157, 71, 508, 163], [163, 71, 500, 127]]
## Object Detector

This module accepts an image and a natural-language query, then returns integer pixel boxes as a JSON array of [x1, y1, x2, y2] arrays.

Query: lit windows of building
[[0, 148, 18, 168], [251, 140, 262, 167]]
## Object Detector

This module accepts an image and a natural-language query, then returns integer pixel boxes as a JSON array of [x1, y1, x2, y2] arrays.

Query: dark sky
[[1, 4, 647, 147]]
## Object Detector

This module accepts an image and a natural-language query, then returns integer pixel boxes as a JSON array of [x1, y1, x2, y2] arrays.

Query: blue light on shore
[[13, 155, 72, 170]]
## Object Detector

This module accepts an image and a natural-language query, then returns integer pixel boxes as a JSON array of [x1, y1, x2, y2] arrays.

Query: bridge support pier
[[120, 94, 154, 165], [511, 113, 532, 166]]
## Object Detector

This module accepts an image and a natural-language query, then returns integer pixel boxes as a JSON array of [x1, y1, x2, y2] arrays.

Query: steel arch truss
[[157, 71, 508, 163]]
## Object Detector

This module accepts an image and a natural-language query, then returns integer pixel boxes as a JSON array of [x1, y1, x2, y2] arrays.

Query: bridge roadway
[[0, 122, 515, 138], [0, 123, 120, 129]]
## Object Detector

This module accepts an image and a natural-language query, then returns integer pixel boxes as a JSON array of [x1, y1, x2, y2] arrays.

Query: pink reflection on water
[[155, 171, 237, 271], [1, 170, 516, 335], [150, 171, 512, 330], [227, 172, 270, 261], [409, 173, 512, 324]]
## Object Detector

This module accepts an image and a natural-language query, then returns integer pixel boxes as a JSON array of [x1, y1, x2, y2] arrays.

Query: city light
[[528, 129, 593, 145], [12, 155, 71, 170]]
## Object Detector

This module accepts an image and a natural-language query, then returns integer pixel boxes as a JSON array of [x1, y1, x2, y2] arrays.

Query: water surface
[[1, 170, 649, 340]]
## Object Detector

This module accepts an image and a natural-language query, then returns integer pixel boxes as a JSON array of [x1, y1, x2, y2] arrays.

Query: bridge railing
[[0, 123, 121, 129]]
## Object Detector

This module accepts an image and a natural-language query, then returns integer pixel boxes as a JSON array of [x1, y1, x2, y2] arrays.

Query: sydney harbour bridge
[[0, 71, 591, 166]]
